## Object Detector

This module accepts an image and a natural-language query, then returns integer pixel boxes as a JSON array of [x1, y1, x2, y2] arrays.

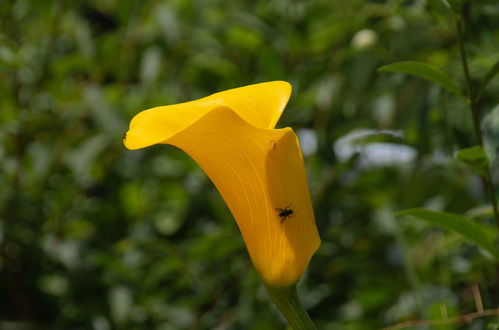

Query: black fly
[[275, 206, 295, 223], [123, 132, 127, 140]]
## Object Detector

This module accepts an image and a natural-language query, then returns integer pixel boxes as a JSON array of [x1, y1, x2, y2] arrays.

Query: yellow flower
[[124, 81, 320, 287]]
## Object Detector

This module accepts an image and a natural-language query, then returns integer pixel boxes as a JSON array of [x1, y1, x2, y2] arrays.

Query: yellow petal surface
[[124, 81, 291, 150]]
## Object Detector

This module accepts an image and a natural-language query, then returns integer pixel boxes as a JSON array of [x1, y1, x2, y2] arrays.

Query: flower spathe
[[124, 81, 320, 287]]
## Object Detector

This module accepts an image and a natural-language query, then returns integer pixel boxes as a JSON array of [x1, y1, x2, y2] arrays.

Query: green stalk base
[[265, 284, 317, 330]]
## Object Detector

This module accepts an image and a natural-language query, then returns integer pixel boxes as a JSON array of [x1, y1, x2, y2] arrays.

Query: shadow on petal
[[263, 130, 321, 286]]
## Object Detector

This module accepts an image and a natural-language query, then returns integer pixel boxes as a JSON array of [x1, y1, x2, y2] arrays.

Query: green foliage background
[[1, 0, 499, 329]]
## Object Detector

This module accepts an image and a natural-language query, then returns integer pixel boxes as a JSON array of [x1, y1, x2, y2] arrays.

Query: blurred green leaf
[[397, 208, 499, 260], [378, 61, 464, 99], [455, 145, 489, 176], [477, 59, 499, 101]]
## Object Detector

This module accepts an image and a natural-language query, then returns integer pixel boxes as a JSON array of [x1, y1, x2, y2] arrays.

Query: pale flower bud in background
[[351, 29, 378, 50]]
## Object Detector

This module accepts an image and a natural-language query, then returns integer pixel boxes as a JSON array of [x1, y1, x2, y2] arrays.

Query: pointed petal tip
[[122, 129, 155, 150]]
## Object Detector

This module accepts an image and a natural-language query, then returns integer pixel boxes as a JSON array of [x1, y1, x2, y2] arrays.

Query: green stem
[[265, 284, 317, 330], [456, 10, 499, 231]]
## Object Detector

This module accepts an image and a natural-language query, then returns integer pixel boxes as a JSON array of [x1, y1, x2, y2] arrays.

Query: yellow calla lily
[[124, 81, 320, 287]]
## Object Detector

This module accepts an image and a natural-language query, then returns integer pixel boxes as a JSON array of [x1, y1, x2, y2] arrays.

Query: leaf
[[477, 59, 499, 101], [397, 208, 499, 260], [455, 145, 489, 176], [378, 61, 465, 99]]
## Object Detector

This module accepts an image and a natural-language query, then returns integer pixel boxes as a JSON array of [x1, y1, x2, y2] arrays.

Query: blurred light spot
[[358, 143, 416, 167], [18, 67, 35, 84], [185, 171, 204, 193], [340, 301, 363, 319], [155, 3, 180, 42], [482, 103, 499, 164], [315, 74, 340, 111], [151, 304, 194, 328], [39, 275, 69, 296], [451, 257, 471, 274], [372, 94, 395, 126], [110, 286, 133, 323], [373, 206, 397, 235], [42, 236, 80, 269], [351, 29, 378, 49], [297, 128, 318, 156], [154, 213, 183, 236], [140, 46, 162, 84], [334, 129, 416, 168], [388, 15, 406, 31], [384, 292, 418, 322], [75, 22, 95, 57], [0, 46, 15, 63], [92, 316, 111, 330]]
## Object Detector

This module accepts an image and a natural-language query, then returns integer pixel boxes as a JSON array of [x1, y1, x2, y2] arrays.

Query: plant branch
[[456, 10, 499, 230]]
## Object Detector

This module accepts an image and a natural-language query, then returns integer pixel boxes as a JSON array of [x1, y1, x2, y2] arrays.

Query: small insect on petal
[[275, 206, 294, 223], [123, 132, 127, 141]]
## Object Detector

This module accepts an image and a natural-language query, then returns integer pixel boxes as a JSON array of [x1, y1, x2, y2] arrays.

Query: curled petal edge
[[124, 81, 291, 150]]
